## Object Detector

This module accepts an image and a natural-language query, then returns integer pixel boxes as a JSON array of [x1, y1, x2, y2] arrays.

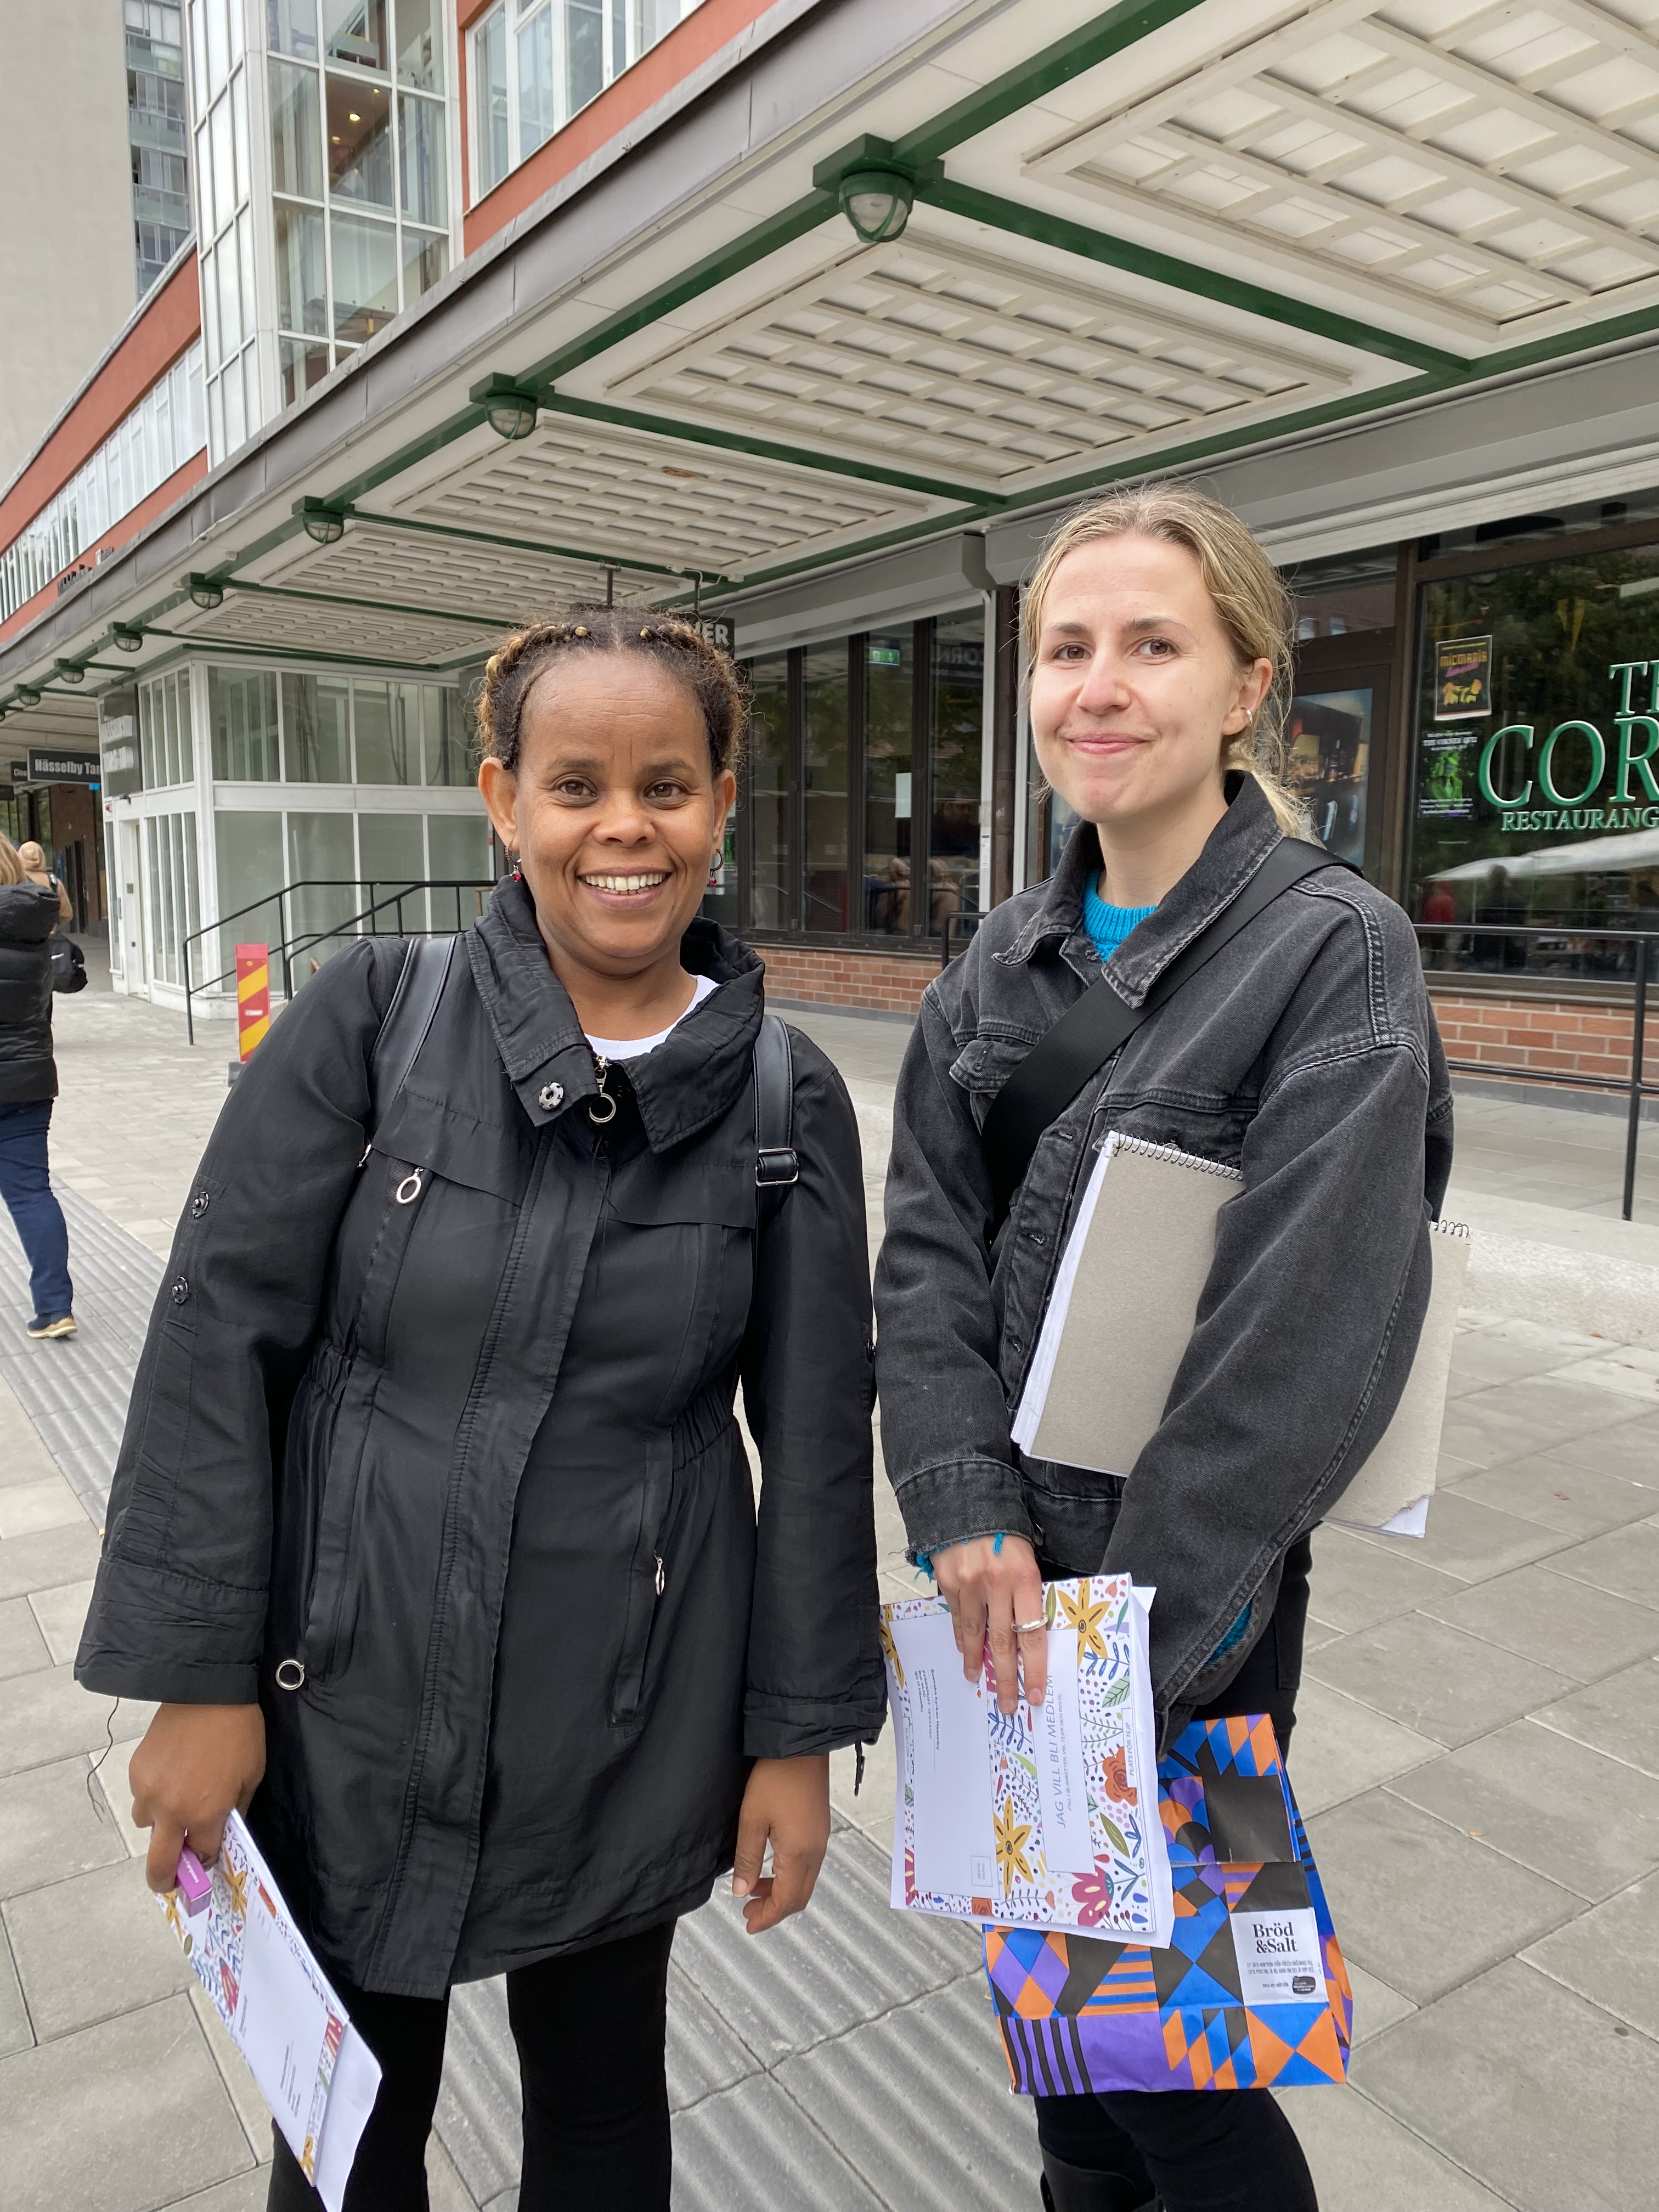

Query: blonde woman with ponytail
[[874, 486, 1451, 2212]]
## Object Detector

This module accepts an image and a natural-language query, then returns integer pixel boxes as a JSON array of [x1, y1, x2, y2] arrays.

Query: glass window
[[421, 686, 467, 784], [1408, 538, 1659, 981], [329, 210, 398, 342], [286, 809, 358, 955], [398, 91, 445, 224], [270, 59, 323, 198], [748, 654, 789, 931], [211, 91, 235, 233], [205, 0, 229, 93], [802, 642, 848, 934], [222, 354, 247, 450], [427, 810, 492, 890], [208, 668, 280, 780], [476, 5, 509, 194], [326, 73, 393, 206], [217, 228, 242, 353], [928, 610, 984, 932], [863, 629, 912, 933], [232, 64, 250, 203], [144, 811, 200, 985], [279, 335, 331, 402], [395, 0, 442, 89], [268, 0, 320, 61], [282, 673, 350, 780], [275, 200, 328, 335], [352, 679, 421, 782], [400, 225, 447, 304], [359, 811, 427, 928], [517, 3, 554, 159], [321, 0, 388, 70], [213, 808, 285, 972], [566, 0, 602, 115]]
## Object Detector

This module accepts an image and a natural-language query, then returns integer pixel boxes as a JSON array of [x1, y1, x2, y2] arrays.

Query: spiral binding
[[1096, 1129, 1244, 1182]]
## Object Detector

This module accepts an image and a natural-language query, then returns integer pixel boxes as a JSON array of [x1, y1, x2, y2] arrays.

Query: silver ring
[[1012, 1618, 1047, 1635]]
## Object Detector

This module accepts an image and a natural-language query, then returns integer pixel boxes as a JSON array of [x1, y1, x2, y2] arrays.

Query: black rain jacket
[[77, 880, 884, 1996], [0, 879, 60, 1102], [874, 777, 1453, 1748]]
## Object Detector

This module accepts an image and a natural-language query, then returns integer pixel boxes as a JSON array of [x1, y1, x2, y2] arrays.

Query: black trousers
[[266, 1920, 675, 2212], [1034, 1536, 1319, 2212]]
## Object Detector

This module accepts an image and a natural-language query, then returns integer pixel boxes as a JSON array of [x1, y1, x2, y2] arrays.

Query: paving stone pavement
[[0, 975, 1655, 2211]]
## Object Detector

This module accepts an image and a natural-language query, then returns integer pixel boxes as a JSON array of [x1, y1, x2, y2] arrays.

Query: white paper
[[1231, 1906, 1324, 2007], [1031, 1626, 1094, 1873], [1130, 1584, 1174, 1951], [313, 2025, 383, 2212], [155, 1813, 381, 2205], [889, 1611, 997, 1899], [1330, 1492, 1429, 1539]]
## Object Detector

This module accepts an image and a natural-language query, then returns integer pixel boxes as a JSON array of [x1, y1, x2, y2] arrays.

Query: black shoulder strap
[[369, 936, 456, 1132], [982, 839, 1337, 1229], [753, 1012, 799, 1229]]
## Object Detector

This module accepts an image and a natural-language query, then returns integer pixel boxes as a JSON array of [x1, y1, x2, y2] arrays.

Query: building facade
[[0, 0, 1654, 1111]]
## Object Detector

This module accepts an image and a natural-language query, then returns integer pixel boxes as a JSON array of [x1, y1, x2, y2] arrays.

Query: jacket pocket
[[610, 1433, 676, 1725], [116, 1176, 223, 1559], [1019, 1457, 1124, 1578]]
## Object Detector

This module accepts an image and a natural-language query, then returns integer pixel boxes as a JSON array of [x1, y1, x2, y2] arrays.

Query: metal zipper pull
[[654, 1554, 665, 1596], [395, 1167, 424, 1204], [589, 1053, 618, 1125]]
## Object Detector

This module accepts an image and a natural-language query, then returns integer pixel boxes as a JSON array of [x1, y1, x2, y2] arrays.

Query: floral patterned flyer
[[881, 1575, 1173, 1943]]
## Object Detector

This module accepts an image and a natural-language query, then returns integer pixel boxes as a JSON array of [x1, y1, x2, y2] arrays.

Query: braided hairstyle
[[477, 608, 746, 778]]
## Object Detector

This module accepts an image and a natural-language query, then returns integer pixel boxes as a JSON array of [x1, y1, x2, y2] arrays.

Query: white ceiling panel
[[608, 230, 1350, 495], [1027, 0, 1659, 348]]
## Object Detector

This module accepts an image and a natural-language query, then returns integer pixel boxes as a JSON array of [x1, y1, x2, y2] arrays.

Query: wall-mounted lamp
[[187, 574, 225, 611], [470, 373, 540, 441], [15, 685, 42, 708], [112, 623, 145, 652], [298, 499, 347, 545], [55, 660, 85, 685]]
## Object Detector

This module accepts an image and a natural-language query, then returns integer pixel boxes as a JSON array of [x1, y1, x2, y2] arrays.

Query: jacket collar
[[997, 772, 1286, 1008], [467, 877, 764, 1150]]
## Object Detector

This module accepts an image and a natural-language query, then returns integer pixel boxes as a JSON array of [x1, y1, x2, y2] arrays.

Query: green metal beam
[[921, 179, 1470, 375], [538, 393, 1003, 508], [896, 0, 1212, 166], [524, 194, 835, 389]]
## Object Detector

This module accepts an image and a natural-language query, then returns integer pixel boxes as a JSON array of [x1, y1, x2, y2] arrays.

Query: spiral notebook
[[1011, 1132, 1470, 1536]]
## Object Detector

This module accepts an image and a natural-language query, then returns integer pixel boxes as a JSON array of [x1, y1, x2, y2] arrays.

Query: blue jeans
[[0, 1101, 74, 1321]]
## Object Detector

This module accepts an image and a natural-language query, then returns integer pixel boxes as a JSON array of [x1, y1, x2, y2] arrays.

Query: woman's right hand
[[127, 1703, 267, 1894], [933, 1533, 1047, 1715]]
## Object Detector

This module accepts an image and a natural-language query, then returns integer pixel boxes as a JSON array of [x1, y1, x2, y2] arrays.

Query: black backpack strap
[[753, 1012, 799, 1230], [982, 839, 1338, 1229], [369, 937, 456, 1132]]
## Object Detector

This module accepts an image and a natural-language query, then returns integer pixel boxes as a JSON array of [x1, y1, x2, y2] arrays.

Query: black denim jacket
[[873, 777, 1453, 1743]]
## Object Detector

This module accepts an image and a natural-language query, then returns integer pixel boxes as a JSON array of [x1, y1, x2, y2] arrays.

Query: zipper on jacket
[[589, 1053, 618, 1125]]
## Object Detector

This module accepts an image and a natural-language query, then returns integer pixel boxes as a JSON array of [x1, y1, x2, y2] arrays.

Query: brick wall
[[1428, 990, 1656, 1097], [753, 941, 936, 1017]]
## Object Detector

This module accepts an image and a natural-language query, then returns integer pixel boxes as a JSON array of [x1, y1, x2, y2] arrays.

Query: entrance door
[[116, 820, 145, 996]]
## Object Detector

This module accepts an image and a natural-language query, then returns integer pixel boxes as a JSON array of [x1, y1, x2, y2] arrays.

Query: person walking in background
[[875, 486, 1450, 2212], [0, 834, 76, 1340], [16, 839, 72, 925]]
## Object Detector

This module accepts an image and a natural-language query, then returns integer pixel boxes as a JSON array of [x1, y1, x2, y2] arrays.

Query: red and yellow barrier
[[236, 943, 270, 1059]]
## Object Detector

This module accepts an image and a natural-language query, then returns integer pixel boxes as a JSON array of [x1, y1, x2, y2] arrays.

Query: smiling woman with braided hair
[[78, 607, 884, 2210]]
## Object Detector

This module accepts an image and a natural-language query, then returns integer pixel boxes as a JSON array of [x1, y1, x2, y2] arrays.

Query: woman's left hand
[[730, 1753, 831, 1935]]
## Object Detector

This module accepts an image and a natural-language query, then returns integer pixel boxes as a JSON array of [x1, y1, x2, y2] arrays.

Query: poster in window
[[1434, 635, 1492, 720], [1418, 731, 1479, 819]]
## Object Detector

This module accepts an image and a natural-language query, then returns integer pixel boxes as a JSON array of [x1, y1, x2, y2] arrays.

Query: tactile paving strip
[[0, 1182, 165, 1521]]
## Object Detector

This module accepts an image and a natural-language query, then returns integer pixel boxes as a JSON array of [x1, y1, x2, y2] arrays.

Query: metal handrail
[[182, 876, 495, 1044], [1413, 919, 1657, 1222], [941, 908, 984, 969]]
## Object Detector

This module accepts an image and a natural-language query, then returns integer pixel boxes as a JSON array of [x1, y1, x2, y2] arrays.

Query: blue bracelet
[[914, 1530, 1004, 1581]]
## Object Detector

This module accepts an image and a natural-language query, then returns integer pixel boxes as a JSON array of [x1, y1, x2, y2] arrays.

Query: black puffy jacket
[[0, 880, 60, 1103], [78, 881, 885, 1996]]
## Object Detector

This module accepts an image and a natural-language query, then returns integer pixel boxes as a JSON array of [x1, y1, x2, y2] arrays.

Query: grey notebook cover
[[1011, 1132, 1468, 1531]]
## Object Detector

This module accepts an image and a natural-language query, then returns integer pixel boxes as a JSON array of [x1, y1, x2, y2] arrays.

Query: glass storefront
[[713, 608, 985, 945], [1408, 534, 1659, 983]]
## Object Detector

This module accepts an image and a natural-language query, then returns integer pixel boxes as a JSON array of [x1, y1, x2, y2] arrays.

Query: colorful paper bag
[[984, 1714, 1352, 2094]]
